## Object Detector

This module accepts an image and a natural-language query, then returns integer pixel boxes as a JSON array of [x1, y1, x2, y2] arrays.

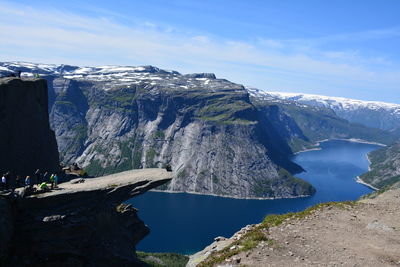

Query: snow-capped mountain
[[0, 61, 225, 92], [247, 87, 400, 131], [2, 62, 400, 131], [0, 61, 315, 199]]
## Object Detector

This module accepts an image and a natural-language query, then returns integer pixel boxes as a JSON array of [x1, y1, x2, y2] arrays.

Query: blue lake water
[[128, 140, 378, 254]]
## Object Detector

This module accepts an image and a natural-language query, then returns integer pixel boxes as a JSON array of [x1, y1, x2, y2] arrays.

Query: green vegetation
[[58, 123, 88, 161], [212, 174, 219, 184], [360, 143, 400, 188], [54, 100, 75, 107], [288, 137, 315, 153], [255, 101, 398, 149], [153, 130, 165, 139], [137, 252, 189, 267], [198, 201, 355, 267], [284, 103, 396, 145], [133, 149, 142, 169], [252, 179, 274, 198], [194, 93, 257, 125], [85, 158, 134, 177], [84, 160, 103, 177], [251, 168, 315, 198], [279, 168, 316, 195], [177, 169, 187, 179], [145, 148, 158, 167], [361, 184, 396, 199], [84, 141, 135, 177], [88, 86, 137, 112]]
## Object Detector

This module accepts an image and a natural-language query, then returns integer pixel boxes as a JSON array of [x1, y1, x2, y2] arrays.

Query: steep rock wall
[[0, 78, 59, 176], [49, 79, 313, 198], [6, 169, 172, 266]]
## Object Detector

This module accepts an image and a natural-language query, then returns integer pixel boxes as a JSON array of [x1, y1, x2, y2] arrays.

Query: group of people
[[3, 70, 40, 78], [1, 169, 59, 192]]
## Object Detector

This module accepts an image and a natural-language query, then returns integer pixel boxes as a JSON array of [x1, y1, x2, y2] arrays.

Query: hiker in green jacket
[[50, 174, 55, 189]]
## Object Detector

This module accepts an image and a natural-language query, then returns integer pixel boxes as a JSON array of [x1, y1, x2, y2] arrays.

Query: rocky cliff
[[0, 78, 60, 176], [2, 169, 172, 266], [0, 62, 315, 199], [360, 142, 400, 189]]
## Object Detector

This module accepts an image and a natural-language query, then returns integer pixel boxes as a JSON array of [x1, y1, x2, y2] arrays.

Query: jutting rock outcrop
[[3, 169, 172, 266], [0, 78, 59, 176]]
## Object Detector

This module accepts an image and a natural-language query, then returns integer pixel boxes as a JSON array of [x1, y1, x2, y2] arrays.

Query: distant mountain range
[[1, 62, 399, 195], [248, 88, 400, 131]]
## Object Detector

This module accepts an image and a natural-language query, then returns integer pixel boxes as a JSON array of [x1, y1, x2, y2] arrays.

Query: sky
[[1, 0, 399, 103]]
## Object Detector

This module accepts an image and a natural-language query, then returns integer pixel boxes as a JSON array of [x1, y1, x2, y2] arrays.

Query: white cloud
[[0, 1, 399, 103]]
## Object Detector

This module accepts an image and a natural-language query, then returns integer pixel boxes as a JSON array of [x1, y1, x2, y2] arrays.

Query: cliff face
[[4, 169, 172, 266], [0, 195, 13, 263], [0, 63, 315, 199], [47, 74, 312, 198], [0, 78, 59, 176]]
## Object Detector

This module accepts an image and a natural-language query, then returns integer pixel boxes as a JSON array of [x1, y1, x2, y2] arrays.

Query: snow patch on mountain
[[247, 87, 400, 110], [248, 87, 400, 130], [0, 62, 227, 92]]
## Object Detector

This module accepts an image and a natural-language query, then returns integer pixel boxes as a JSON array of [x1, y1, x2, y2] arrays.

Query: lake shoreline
[[294, 138, 385, 155], [355, 176, 379, 190], [150, 189, 311, 200], [133, 140, 378, 254], [154, 138, 381, 200]]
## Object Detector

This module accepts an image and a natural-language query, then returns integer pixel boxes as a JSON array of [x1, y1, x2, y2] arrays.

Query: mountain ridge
[[0, 61, 316, 199], [248, 87, 400, 131], [2, 61, 398, 198]]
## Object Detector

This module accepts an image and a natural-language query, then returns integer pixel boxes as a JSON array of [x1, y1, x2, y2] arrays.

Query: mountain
[[0, 78, 59, 176], [248, 88, 400, 131], [249, 88, 398, 153], [359, 142, 400, 189], [0, 62, 314, 199]]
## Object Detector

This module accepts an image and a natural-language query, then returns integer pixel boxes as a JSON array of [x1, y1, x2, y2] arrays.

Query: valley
[[1, 62, 399, 266], [1, 62, 398, 199], [130, 140, 377, 254]]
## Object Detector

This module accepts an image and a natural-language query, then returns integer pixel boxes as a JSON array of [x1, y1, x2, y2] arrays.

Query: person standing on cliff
[[25, 176, 31, 187], [17, 70, 21, 78], [54, 174, 59, 188], [50, 174, 55, 189]]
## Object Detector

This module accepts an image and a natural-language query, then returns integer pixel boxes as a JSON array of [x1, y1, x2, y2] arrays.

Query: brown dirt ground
[[235, 188, 400, 267]]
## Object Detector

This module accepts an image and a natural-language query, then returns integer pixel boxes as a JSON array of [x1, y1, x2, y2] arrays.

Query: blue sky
[[1, 0, 400, 103]]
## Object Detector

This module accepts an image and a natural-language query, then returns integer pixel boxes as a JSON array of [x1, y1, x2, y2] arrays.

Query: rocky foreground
[[189, 184, 400, 266], [0, 169, 172, 266]]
